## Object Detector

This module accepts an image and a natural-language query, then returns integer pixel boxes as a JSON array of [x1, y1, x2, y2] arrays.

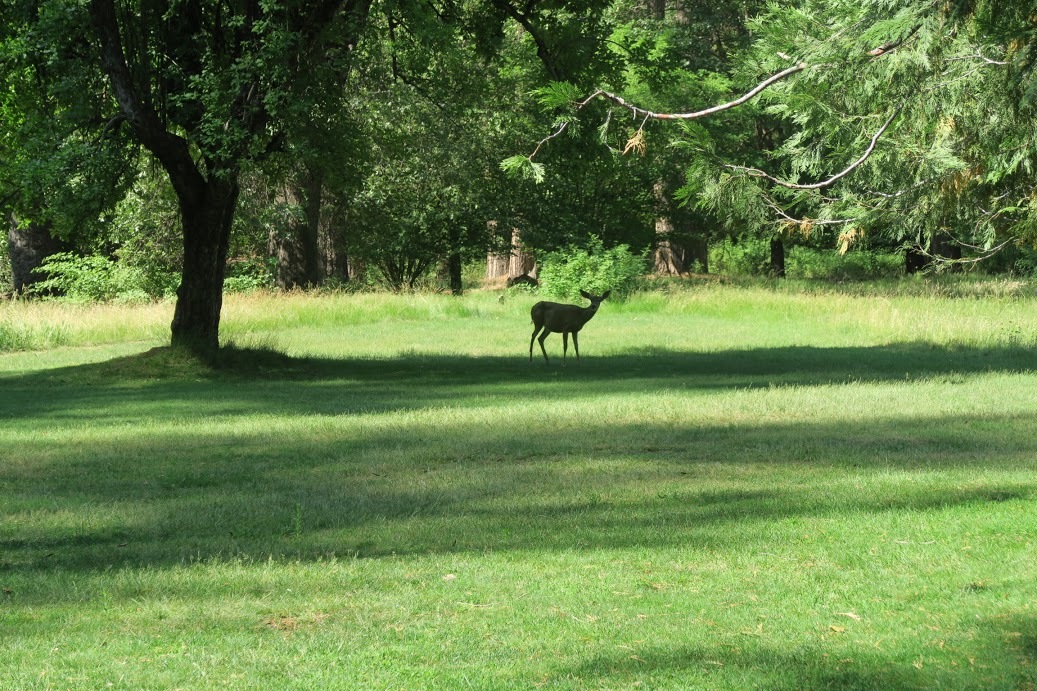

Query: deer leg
[[572, 331, 580, 363], [530, 324, 543, 363], [538, 329, 551, 364], [562, 332, 569, 366]]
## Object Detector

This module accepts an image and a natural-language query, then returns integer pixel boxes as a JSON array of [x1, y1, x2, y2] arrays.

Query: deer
[[529, 290, 611, 365]]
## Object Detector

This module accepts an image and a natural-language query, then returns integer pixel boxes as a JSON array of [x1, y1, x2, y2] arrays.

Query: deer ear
[[580, 290, 591, 299], [602, 290, 611, 299]]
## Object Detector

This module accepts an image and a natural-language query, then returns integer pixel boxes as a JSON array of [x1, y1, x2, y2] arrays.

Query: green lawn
[[2, 281, 1036, 688]]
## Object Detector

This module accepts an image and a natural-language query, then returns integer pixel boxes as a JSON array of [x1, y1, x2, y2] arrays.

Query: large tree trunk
[[6, 214, 69, 294], [170, 177, 239, 351]]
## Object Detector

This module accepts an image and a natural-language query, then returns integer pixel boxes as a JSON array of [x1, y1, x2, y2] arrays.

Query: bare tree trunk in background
[[321, 204, 350, 283], [509, 228, 536, 278], [485, 221, 509, 280], [269, 166, 325, 290], [653, 228, 688, 276], [652, 181, 709, 276], [7, 214, 70, 295], [770, 237, 786, 278], [298, 168, 323, 287], [486, 225, 536, 282]]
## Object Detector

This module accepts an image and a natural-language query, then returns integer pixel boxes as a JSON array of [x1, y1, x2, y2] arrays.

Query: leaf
[[500, 156, 546, 184], [623, 130, 646, 156], [836, 612, 862, 620], [532, 81, 582, 110]]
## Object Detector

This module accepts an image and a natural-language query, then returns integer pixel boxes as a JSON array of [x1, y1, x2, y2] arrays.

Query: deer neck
[[577, 305, 598, 326]]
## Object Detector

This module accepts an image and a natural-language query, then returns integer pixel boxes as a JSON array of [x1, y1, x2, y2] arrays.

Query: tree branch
[[489, 0, 565, 81], [581, 62, 807, 122], [722, 108, 901, 190], [89, 0, 204, 203]]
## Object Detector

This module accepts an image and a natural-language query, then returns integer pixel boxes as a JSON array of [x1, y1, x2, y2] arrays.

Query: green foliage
[[710, 238, 902, 280], [499, 155, 546, 183], [224, 258, 275, 294], [789, 247, 902, 280], [29, 253, 157, 303], [537, 238, 647, 300]]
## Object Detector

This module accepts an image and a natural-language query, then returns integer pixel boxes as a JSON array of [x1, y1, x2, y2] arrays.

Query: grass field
[[2, 279, 1037, 688]]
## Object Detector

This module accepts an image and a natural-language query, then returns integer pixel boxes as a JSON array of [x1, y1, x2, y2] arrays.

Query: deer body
[[530, 290, 611, 364]]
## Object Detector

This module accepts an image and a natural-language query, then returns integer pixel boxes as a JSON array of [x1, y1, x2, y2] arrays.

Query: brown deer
[[529, 290, 611, 364]]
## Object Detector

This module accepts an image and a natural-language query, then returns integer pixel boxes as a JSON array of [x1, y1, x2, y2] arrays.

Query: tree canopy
[[3, 0, 1037, 345]]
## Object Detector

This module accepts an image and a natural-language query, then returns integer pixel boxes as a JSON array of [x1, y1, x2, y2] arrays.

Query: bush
[[29, 253, 157, 302], [709, 238, 901, 280], [224, 257, 274, 294], [788, 247, 901, 280], [29, 252, 278, 301], [709, 237, 772, 276], [537, 238, 647, 301]]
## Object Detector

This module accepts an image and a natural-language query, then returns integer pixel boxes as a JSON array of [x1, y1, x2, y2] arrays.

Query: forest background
[[2, 0, 1036, 346]]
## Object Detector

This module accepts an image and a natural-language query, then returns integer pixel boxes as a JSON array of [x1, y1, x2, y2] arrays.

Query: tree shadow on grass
[[2, 341, 1037, 567], [1, 341, 1036, 423], [554, 614, 1037, 688], [2, 409, 1035, 571], [559, 640, 1016, 689]]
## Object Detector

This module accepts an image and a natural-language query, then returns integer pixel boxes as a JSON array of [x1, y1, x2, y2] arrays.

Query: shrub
[[709, 238, 901, 280], [789, 247, 901, 280], [224, 257, 274, 294], [29, 253, 153, 302], [537, 238, 647, 301]]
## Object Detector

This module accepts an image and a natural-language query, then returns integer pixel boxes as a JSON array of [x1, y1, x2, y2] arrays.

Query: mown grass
[[2, 279, 1037, 689]]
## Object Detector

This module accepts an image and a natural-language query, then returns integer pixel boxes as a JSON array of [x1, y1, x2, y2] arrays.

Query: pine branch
[[722, 108, 901, 190], [581, 62, 807, 122]]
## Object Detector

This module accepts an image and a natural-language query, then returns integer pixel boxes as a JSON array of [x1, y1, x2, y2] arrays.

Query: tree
[[90, 0, 375, 350], [0, 3, 138, 293], [514, 0, 1037, 272], [1, 0, 373, 350]]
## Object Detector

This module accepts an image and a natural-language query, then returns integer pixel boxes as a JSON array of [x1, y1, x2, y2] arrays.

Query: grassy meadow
[[2, 279, 1037, 688]]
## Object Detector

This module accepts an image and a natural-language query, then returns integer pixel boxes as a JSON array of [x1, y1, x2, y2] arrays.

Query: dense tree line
[[2, 0, 1036, 351]]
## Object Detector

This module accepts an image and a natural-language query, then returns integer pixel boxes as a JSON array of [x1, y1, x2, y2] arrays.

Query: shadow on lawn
[[3, 345, 1035, 689], [551, 610, 1037, 688], [565, 643, 933, 689], [1, 340, 1036, 423], [2, 407, 1035, 571], [2, 341, 1036, 572]]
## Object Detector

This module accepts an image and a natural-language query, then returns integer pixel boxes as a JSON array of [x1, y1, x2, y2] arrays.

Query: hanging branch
[[580, 62, 808, 122], [722, 108, 901, 190], [911, 235, 1014, 266], [521, 61, 805, 164], [759, 189, 856, 227]]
